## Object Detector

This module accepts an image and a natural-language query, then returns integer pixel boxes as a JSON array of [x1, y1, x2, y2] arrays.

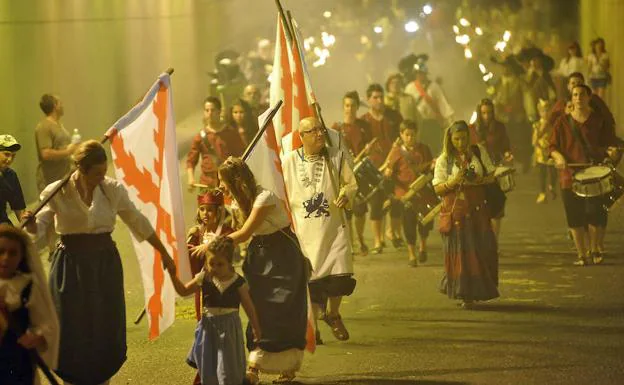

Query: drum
[[494, 166, 516, 193], [353, 157, 386, 202], [412, 183, 441, 219], [572, 166, 614, 198]]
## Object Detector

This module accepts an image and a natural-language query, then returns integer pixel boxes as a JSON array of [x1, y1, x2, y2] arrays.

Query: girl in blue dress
[[168, 236, 261, 385]]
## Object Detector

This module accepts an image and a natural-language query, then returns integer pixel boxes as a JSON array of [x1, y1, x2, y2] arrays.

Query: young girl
[[0, 224, 59, 385], [167, 236, 261, 385], [532, 99, 558, 204], [187, 190, 233, 321], [587, 38, 610, 100]]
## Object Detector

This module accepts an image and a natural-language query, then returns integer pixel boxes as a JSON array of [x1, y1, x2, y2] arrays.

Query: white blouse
[[587, 53, 609, 79], [34, 175, 154, 247], [250, 188, 291, 236], [557, 56, 584, 78], [432, 145, 496, 186]]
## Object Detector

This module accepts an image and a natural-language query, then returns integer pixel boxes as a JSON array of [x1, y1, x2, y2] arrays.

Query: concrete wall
[[580, 0, 624, 136], [0, 0, 240, 201]]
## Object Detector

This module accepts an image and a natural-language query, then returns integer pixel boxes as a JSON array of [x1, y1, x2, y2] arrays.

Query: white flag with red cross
[[270, 14, 316, 154], [107, 72, 191, 340]]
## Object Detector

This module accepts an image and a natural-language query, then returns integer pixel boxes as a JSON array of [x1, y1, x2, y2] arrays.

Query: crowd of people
[[1, 3, 623, 385]]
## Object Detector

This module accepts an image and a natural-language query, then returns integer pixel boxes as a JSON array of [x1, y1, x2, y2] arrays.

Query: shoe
[[592, 251, 604, 265], [460, 301, 475, 309], [323, 314, 350, 341], [573, 255, 592, 266], [315, 330, 324, 345], [548, 186, 557, 200], [360, 244, 369, 256], [371, 245, 383, 254], [391, 238, 404, 249], [418, 250, 428, 263], [408, 258, 418, 267], [536, 193, 546, 204]]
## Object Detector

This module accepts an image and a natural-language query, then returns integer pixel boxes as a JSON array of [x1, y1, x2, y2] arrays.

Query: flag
[[243, 103, 316, 353], [269, 14, 315, 154], [107, 72, 191, 340]]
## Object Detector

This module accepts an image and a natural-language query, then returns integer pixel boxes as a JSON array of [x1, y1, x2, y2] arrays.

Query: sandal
[[324, 314, 350, 341], [418, 250, 428, 263], [408, 258, 418, 268], [360, 243, 369, 256], [391, 238, 404, 249]]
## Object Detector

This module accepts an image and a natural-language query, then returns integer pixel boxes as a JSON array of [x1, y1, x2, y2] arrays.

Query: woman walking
[[432, 121, 500, 309], [218, 157, 308, 384], [24, 140, 175, 385]]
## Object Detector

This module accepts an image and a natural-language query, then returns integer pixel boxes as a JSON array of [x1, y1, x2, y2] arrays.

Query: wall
[[0, 0, 242, 200], [580, 0, 624, 136]]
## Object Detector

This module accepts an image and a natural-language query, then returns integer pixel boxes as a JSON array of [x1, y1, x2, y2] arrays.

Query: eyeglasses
[[301, 126, 325, 136]]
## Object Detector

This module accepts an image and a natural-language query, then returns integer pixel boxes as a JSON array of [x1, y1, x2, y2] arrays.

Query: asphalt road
[[40, 166, 624, 385]]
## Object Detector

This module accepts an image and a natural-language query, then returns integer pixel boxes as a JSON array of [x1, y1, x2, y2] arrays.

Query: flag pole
[[242, 100, 283, 161], [20, 68, 175, 230]]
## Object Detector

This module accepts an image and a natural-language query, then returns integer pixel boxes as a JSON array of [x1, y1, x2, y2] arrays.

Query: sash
[[413, 80, 443, 122]]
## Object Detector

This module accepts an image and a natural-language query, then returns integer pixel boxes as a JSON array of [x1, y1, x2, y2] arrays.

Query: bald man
[[281, 117, 358, 343]]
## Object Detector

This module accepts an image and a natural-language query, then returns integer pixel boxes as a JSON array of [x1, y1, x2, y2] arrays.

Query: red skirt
[[439, 186, 499, 301]]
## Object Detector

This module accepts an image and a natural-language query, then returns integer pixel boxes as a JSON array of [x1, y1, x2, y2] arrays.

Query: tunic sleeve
[[113, 182, 154, 242], [432, 155, 449, 186], [186, 134, 202, 169], [33, 183, 59, 250]]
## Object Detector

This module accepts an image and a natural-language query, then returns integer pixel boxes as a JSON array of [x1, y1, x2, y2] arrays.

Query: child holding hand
[[167, 236, 260, 385]]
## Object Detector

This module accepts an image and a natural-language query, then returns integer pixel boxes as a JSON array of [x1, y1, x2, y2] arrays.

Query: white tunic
[[281, 145, 357, 281], [34, 175, 154, 248], [405, 80, 455, 122]]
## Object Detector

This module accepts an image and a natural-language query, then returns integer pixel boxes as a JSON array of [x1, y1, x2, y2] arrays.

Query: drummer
[[360, 84, 403, 254], [332, 91, 373, 255], [468, 99, 513, 243], [549, 84, 620, 266], [384, 120, 434, 266]]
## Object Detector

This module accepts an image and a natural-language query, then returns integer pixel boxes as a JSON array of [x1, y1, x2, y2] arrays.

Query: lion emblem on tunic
[[303, 192, 330, 218]]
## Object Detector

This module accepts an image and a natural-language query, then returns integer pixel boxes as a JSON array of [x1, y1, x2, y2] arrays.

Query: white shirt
[[587, 53, 609, 79], [405, 80, 455, 121], [34, 175, 154, 247], [557, 56, 584, 78], [432, 145, 495, 186], [250, 188, 291, 236]]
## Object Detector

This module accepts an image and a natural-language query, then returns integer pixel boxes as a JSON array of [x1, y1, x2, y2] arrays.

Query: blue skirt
[[187, 311, 246, 385], [50, 233, 126, 385]]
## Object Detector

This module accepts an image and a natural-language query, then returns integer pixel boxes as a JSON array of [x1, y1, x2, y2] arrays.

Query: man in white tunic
[[281, 117, 357, 342], [404, 57, 454, 155]]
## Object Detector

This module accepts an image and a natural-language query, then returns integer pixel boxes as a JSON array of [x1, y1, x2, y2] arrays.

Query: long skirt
[[50, 233, 126, 385], [243, 228, 308, 373], [187, 312, 246, 385], [439, 209, 500, 302]]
